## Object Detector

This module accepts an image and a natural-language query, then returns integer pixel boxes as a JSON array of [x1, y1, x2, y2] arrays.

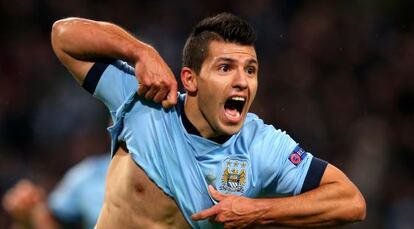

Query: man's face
[[195, 40, 258, 137]]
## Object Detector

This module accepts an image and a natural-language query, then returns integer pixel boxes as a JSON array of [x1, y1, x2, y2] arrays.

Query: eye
[[246, 66, 256, 75], [219, 64, 231, 73]]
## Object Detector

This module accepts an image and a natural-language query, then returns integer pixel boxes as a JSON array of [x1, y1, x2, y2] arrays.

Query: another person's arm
[[192, 164, 366, 228], [2, 180, 60, 229], [51, 17, 177, 108]]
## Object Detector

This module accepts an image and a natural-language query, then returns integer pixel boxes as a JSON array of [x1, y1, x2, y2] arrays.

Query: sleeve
[[260, 126, 327, 196], [82, 59, 138, 115], [47, 160, 92, 223]]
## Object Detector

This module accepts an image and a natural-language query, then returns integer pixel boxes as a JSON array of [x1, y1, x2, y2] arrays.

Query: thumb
[[208, 185, 227, 201]]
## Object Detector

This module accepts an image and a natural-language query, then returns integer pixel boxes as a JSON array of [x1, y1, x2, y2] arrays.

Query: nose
[[233, 69, 248, 90]]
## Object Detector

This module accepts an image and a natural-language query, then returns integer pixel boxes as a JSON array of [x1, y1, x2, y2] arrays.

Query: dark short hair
[[182, 13, 256, 74]]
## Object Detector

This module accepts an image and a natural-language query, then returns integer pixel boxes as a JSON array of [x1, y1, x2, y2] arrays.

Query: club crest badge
[[217, 157, 249, 195]]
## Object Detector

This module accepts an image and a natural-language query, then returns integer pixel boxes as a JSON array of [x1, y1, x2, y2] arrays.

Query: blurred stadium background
[[0, 0, 413, 228]]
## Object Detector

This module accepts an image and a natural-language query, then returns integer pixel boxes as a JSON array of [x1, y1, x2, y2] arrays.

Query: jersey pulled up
[[82, 60, 327, 228]]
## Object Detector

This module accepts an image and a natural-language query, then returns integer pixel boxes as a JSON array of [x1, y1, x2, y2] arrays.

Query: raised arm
[[51, 17, 177, 108], [192, 164, 366, 228]]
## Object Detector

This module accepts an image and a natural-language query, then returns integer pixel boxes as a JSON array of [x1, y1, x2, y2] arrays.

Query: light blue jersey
[[83, 60, 327, 228], [48, 155, 109, 229]]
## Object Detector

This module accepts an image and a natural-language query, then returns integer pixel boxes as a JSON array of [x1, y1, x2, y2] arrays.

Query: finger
[[2, 180, 33, 212], [224, 222, 240, 229], [2, 191, 14, 211], [153, 87, 168, 103], [224, 222, 233, 229], [32, 186, 45, 203], [213, 213, 229, 223], [162, 82, 178, 109], [144, 85, 159, 100], [14, 181, 43, 208], [138, 84, 150, 97], [191, 205, 220, 221], [15, 186, 31, 209], [208, 185, 227, 201], [224, 220, 243, 229]]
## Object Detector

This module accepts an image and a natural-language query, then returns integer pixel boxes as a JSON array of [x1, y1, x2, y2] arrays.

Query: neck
[[184, 95, 215, 138], [183, 95, 232, 144]]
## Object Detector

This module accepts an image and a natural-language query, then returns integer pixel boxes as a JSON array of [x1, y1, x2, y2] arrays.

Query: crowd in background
[[0, 0, 413, 228]]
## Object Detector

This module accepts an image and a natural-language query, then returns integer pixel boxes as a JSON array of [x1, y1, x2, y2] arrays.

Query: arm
[[192, 164, 366, 228], [51, 17, 177, 108], [2, 180, 60, 229]]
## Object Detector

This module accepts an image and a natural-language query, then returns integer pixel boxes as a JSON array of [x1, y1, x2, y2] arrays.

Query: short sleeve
[[48, 162, 89, 222], [273, 145, 315, 195], [258, 126, 326, 196], [48, 156, 108, 228], [82, 59, 138, 114]]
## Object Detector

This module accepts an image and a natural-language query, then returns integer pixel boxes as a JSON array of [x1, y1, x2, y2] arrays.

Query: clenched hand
[[2, 180, 46, 223], [135, 47, 177, 109]]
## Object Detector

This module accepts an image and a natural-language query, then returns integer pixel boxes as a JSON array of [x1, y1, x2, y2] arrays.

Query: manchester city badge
[[217, 157, 249, 195]]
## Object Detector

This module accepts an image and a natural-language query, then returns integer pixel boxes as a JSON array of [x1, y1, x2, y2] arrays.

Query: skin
[[50, 18, 177, 108], [49, 17, 366, 229], [2, 180, 59, 229], [193, 165, 366, 228], [188, 42, 367, 228], [182, 41, 258, 138], [96, 145, 188, 228], [51, 18, 186, 229]]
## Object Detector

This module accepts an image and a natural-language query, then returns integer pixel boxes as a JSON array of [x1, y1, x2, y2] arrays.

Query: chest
[[107, 146, 185, 221], [120, 107, 262, 197]]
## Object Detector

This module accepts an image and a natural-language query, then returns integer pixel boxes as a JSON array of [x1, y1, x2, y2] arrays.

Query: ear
[[181, 67, 197, 93]]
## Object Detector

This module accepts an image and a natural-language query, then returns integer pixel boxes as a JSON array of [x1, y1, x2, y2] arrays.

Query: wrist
[[30, 202, 59, 229], [126, 41, 154, 64], [30, 202, 49, 220], [253, 198, 274, 225]]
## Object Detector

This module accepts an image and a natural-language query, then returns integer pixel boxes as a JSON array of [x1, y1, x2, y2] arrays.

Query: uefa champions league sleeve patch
[[289, 145, 307, 166]]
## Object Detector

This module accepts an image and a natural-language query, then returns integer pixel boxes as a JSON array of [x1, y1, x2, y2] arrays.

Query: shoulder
[[124, 91, 184, 116], [84, 59, 135, 93], [241, 113, 297, 152], [81, 154, 110, 171], [93, 59, 135, 75], [242, 113, 279, 137], [64, 155, 110, 183], [114, 92, 184, 144]]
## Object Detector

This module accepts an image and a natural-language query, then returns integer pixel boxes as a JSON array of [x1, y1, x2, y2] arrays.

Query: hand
[[191, 185, 268, 229], [135, 47, 177, 109], [2, 179, 46, 223]]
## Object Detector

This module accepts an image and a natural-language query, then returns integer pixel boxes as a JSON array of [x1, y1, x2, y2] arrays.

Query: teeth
[[231, 96, 245, 101]]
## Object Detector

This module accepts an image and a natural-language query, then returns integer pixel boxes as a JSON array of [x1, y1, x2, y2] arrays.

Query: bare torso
[[95, 145, 190, 229]]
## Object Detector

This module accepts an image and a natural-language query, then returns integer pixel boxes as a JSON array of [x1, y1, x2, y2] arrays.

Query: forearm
[[51, 17, 151, 64], [255, 180, 366, 227], [29, 202, 60, 229], [50, 17, 177, 108], [192, 166, 365, 228]]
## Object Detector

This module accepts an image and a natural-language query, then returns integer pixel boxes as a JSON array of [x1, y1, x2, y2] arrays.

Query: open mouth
[[224, 96, 246, 120]]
